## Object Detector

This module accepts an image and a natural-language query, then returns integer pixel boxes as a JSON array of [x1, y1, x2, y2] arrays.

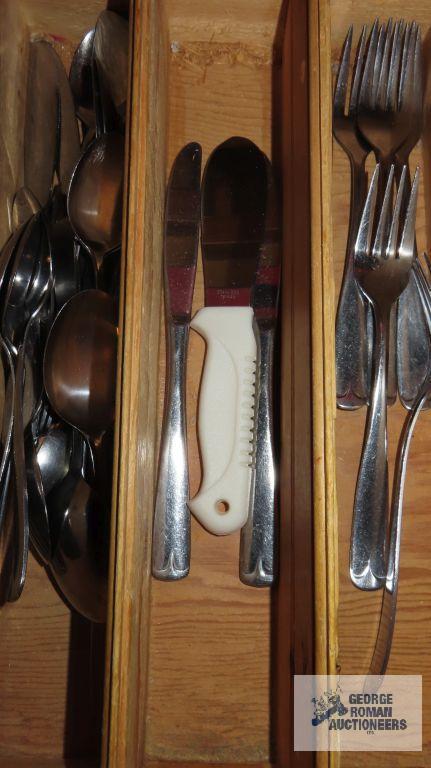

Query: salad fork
[[350, 164, 418, 591], [333, 26, 372, 409]]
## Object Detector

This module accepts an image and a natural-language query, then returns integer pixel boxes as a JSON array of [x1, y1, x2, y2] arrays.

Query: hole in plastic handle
[[215, 500, 230, 515]]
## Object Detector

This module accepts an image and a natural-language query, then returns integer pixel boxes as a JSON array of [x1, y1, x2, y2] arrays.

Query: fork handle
[[336, 157, 370, 409], [350, 303, 389, 591]]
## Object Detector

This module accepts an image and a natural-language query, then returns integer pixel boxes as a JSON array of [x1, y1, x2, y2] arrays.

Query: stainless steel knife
[[188, 137, 267, 535], [152, 142, 201, 580], [240, 157, 281, 586]]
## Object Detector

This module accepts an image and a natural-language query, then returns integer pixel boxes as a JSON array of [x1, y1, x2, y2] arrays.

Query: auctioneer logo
[[294, 675, 422, 751]]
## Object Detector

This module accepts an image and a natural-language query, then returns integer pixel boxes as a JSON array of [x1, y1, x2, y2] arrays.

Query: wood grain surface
[[329, 3, 431, 767]]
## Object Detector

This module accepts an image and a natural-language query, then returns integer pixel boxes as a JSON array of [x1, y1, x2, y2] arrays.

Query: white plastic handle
[[188, 305, 256, 534]]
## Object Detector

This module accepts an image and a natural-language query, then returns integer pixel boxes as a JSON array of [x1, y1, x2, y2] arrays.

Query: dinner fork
[[333, 26, 371, 409], [369, 251, 429, 678], [350, 164, 418, 591], [358, 19, 429, 403]]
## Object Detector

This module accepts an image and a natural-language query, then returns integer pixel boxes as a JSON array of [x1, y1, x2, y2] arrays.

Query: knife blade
[[188, 137, 267, 535], [240, 157, 281, 586], [152, 142, 201, 580]]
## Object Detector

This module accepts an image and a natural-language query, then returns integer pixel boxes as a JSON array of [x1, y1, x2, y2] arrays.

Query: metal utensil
[[350, 164, 418, 591], [152, 142, 201, 581], [188, 137, 266, 535], [239, 157, 281, 587], [333, 25, 371, 410], [67, 132, 124, 270], [396, 26, 430, 408], [47, 429, 107, 623], [94, 10, 129, 120], [357, 19, 419, 405], [369, 256, 431, 678], [3, 215, 52, 600], [43, 289, 118, 443], [69, 29, 96, 128]]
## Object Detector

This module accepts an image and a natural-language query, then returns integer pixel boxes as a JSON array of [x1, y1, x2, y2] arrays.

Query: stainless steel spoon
[[69, 29, 96, 128]]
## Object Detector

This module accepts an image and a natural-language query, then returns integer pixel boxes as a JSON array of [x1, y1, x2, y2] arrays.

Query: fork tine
[[349, 25, 368, 114], [355, 165, 380, 257], [386, 165, 405, 258], [413, 25, 424, 111], [373, 165, 395, 259], [334, 25, 353, 116], [399, 21, 417, 109], [376, 19, 393, 110], [386, 20, 403, 111], [413, 259, 431, 330], [372, 22, 388, 103], [399, 167, 419, 258], [359, 19, 379, 109]]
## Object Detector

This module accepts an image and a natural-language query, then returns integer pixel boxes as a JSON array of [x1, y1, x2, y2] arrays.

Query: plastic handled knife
[[188, 137, 267, 535], [240, 158, 281, 586], [152, 142, 202, 580]]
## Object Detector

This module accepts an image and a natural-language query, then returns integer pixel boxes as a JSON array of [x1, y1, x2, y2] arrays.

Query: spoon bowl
[[43, 289, 117, 441]]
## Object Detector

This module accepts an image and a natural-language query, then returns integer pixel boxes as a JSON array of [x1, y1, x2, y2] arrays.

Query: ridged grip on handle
[[350, 306, 388, 591], [189, 306, 256, 535], [240, 325, 276, 586], [152, 323, 190, 579]]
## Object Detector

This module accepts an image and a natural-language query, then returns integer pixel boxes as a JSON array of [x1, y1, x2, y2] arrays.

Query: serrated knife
[[240, 157, 281, 586], [152, 142, 202, 580], [188, 137, 267, 535]]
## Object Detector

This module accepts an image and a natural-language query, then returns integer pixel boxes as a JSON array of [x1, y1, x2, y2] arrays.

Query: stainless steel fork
[[333, 26, 371, 409], [350, 164, 418, 591], [396, 25, 431, 409], [357, 20, 428, 408], [369, 249, 429, 678]]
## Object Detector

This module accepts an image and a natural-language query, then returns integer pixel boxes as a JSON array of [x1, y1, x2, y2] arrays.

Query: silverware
[[188, 137, 265, 535], [369, 255, 431, 678], [396, 26, 431, 408], [69, 29, 96, 129], [152, 143, 201, 581], [43, 289, 117, 444], [94, 10, 129, 121], [239, 157, 281, 587], [350, 164, 418, 591], [357, 19, 419, 405], [333, 25, 371, 409]]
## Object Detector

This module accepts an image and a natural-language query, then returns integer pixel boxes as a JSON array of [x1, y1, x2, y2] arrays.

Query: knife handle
[[152, 322, 190, 580], [240, 325, 277, 586], [189, 306, 256, 535]]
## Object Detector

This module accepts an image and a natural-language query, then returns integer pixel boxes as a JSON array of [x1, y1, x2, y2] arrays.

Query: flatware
[[94, 10, 129, 121], [396, 26, 431, 408], [357, 19, 422, 406], [350, 164, 418, 591], [188, 137, 266, 535], [43, 289, 118, 445], [152, 142, 201, 581], [369, 256, 431, 678], [239, 157, 281, 587], [69, 29, 96, 128], [67, 132, 124, 271], [333, 25, 371, 409], [2, 214, 52, 599]]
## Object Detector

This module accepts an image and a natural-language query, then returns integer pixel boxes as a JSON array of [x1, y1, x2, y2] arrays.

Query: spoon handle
[[8, 342, 29, 601], [152, 322, 190, 580]]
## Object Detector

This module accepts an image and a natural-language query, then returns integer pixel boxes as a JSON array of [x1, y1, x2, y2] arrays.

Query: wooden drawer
[[0, 0, 318, 766], [313, 2, 431, 768]]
